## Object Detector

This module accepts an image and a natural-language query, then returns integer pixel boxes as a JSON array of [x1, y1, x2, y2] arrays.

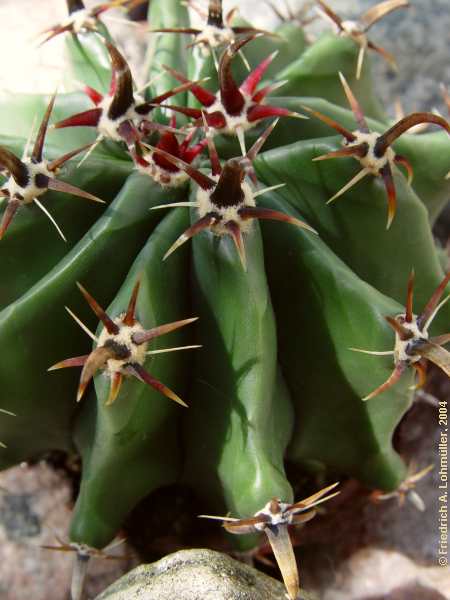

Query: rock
[[320, 548, 450, 600], [288, 393, 450, 600], [95, 548, 309, 600], [0, 462, 74, 600], [363, 582, 447, 600], [300, 0, 450, 116], [0, 462, 135, 600]]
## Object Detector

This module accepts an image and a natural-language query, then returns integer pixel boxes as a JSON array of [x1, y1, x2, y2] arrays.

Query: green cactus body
[[184, 216, 294, 549], [0, 1, 449, 584], [245, 22, 309, 82], [0, 174, 179, 466], [260, 193, 411, 489], [0, 92, 96, 150], [277, 35, 386, 120], [64, 27, 113, 94], [71, 208, 192, 549], [148, 0, 190, 107], [254, 139, 450, 331], [0, 147, 131, 308], [187, 19, 309, 105]]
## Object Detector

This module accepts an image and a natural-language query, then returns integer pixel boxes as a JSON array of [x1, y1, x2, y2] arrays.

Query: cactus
[[1, 1, 449, 599]]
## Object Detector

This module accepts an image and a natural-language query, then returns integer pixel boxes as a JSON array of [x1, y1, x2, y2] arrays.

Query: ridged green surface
[[260, 194, 411, 489], [254, 138, 450, 332], [0, 0, 448, 555], [184, 217, 293, 551], [71, 209, 191, 548]]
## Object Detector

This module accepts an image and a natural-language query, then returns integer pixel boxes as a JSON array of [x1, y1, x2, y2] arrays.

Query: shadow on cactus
[[0, 0, 449, 599]]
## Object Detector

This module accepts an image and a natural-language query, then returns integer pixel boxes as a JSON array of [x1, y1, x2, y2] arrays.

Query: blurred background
[[1, 0, 449, 115], [0, 2, 449, 599]]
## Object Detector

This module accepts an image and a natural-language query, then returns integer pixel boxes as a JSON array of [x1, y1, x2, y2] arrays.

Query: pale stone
[[95, 548, 307, 600], [322, 548, 450, 600], [0, 462, 134, 600]]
